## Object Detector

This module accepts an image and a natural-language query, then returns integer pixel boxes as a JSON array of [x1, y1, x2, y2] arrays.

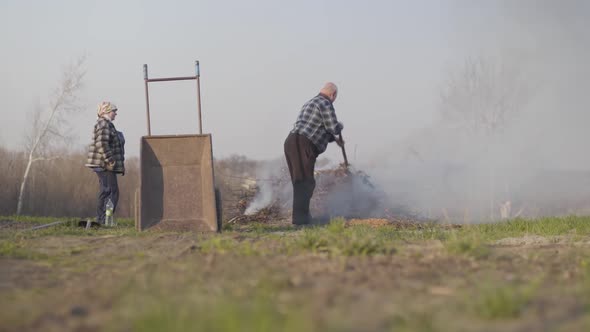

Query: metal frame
[[143, 61, 203, 135]]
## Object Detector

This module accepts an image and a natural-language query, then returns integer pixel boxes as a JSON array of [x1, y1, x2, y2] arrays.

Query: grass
[[0, 239, 48, 260], [472, 280, 539, 319], [128, 295, 312, 332], [3, 215, 590, 331], [456, 216, 590, 241], [2, 215, 590, 259], [0, 215, 138, 260], [445, 234, 491, 259], [198, 236, 260, 256], [1, 215, 79, 224], [1, 214, 135, 225], [293, 220, 397, 256], [580, 257, 590, 313], [0, 216, 137, 237]]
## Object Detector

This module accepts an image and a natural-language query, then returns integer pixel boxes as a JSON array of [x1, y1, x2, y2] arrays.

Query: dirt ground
[[1, 219, 590, 332], [0, 219, 33, 231]]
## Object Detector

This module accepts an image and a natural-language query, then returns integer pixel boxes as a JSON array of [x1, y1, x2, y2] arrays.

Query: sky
[[2, 0, 465, 161]]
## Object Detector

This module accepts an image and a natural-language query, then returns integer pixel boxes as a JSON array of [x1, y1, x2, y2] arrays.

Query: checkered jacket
[[85, 118, 125, 173], [290, 94, 343, 154]]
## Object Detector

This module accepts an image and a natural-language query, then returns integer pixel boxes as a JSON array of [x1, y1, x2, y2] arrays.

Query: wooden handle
[[339, 134, 348, 167]]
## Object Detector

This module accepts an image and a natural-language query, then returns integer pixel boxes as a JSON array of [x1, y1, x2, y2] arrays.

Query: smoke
[[242, 155, 397, 220], [244, 158, 290, 215], [244, 183, 273, 215], [317, 169, 397, 219], [243, 156, 415, 221], [244, 2, 590, 222], [356, 2, 590, 222]]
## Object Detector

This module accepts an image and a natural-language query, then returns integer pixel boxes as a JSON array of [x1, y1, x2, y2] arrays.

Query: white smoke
[[244, 179, 274, 215], [243, 158, 291, 215], [241, 2, 590, 223]]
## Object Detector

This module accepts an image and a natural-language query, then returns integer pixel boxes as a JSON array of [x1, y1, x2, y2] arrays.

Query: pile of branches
[[226, 196, 288, 224], [228, 164, 421, 224], [226, 169, 290, 224], [310, 164, 380, 218]]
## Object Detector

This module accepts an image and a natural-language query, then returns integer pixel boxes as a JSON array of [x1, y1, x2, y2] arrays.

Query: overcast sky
[[1, 0, 588, 165]]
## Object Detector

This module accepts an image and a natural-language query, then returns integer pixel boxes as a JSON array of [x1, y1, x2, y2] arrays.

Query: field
[[2, 216, 590, 332]]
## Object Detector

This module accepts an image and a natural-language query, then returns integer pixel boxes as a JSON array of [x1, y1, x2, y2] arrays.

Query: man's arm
[[319, 101, 343, 137]]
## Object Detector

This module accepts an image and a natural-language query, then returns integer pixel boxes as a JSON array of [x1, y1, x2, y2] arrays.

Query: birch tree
[[16, 57, 86, 215]]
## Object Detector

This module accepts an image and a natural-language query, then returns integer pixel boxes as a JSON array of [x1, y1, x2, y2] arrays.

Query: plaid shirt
[[85, 118, 125, 174], [291, 94, 343, 154]]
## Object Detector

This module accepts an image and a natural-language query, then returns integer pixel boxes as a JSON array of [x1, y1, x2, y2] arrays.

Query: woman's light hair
[[97, 101, 118, 117]]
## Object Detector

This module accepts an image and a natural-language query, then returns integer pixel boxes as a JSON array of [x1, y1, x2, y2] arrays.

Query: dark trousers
[[284, 132, 319, 225], [96, 171, 119, 223]]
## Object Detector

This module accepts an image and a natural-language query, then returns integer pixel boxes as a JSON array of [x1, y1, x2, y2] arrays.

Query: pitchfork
[[338, 134, 349, 169]]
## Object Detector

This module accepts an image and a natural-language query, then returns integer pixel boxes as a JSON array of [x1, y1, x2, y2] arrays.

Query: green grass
[[0, 215, 137, 239], [197, 236, 260, 256], [3, 215, 590, 332], [110, 266, 313, 332], [387, 312, 436, 332], [1, 215, 135, 225], [291, 218, 396, 256], [456, 216, 590, 241], [445, 233, 491, 259], [472, 280, 539, 319], [1, 215, 78, 224], [129, 296, 312, 332], [0, 239, 48, 260], [2, 215, 590, 259], [0, 215, 138, 259]]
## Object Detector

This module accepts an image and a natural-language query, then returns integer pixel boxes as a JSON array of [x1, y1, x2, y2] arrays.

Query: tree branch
[[32, 156, 62, 163]]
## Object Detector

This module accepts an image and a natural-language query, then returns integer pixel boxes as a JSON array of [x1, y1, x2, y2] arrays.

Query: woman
[[85, 101, 125, 225]]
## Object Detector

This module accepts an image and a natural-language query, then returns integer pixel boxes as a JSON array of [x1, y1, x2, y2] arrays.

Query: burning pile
[[311, 165, 381, 219], [227, 164, 420, 225], [231, 197, 286, 224], [226, 169, 291, 224]]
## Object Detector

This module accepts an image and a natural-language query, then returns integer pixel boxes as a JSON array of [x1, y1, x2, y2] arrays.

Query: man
[[284, 82, 344, 225], [85, 101, 125, 225]]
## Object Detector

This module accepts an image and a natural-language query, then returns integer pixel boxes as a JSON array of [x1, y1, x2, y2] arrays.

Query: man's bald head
[[320, 82, 338, 102]]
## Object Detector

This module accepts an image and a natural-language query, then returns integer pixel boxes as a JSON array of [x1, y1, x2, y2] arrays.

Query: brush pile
[[227, 164, 420, 225], [310, 164, 381, 218], [226, 169, 290, 224], [229, 197, 286, 224]]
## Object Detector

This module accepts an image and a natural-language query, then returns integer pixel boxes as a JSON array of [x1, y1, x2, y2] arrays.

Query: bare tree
[[440, 56, 531, 136], [16, 57, 86, 215], [439, 55, 533, 220]]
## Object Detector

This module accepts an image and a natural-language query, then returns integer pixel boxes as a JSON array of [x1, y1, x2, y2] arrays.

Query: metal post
[[196, 61, 203, 134], [143, 64, 152, 136]]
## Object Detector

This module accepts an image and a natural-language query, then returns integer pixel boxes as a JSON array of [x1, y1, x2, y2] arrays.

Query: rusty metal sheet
[[137, 134, 218, 232]]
